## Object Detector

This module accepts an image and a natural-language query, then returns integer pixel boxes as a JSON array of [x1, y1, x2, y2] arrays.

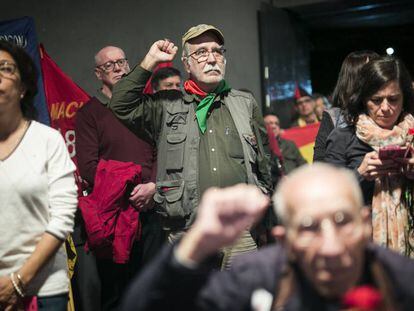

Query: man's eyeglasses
[[291, 210, 362, 248], [96, 58, 128, 72], [187, 47, 226, 63], [0, 61, 17, 78]]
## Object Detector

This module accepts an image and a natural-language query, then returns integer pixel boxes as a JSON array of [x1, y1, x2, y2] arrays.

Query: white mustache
[[203, 64, 222, 73]]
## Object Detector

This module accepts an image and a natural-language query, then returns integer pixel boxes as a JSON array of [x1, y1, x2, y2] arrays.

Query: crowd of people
[[1, 22, 414, 311]]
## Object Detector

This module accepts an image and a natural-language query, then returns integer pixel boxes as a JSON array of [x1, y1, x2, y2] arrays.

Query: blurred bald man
[[123, 164, 414, 311], [74, 46, 164, 311]]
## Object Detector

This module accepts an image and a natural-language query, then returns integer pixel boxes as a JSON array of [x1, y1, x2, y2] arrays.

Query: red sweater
[[75, 96, 156, 187]]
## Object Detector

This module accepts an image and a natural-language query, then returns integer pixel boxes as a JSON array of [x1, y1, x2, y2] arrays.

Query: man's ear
[[181, 57, 191, 75], [361, 207, 372, 239], [95, 68, 103, 81], [271, 225, 286, 243]]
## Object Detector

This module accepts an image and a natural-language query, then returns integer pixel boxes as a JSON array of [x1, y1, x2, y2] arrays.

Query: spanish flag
[[281, 123, 320, 163]]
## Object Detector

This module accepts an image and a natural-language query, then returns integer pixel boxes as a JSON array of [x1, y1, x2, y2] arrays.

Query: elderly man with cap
[[121, 164, 414, 311], [109, 24, 272, 269]]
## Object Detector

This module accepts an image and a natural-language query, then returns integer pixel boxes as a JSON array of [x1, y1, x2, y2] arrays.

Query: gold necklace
[[15, 119, 29, 144]]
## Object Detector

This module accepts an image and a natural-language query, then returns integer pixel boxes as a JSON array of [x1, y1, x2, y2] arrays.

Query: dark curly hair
[[151, 66, 181, 91], [0, 40, 38, 120], [331, 50, 380, 110], [344, 56, 414, 125]]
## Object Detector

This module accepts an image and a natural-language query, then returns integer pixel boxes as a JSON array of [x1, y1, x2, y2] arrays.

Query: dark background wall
[[3, 0, 414, 124], [0, 0, 265, 100], [310, 23, 414, 96]]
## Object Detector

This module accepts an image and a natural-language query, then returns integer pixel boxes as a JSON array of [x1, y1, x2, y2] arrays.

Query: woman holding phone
[[324, 56, 414, 257], [313, 50, 379, 162], [0, 41, 77, 310]]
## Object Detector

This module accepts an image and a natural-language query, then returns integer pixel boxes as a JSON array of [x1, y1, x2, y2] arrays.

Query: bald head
[[273, 163, 370, 299], [94, 46, 130, 97], [273, 163, 363, 225], [264, 114, 281, 137], [94, 46, 126, 67]]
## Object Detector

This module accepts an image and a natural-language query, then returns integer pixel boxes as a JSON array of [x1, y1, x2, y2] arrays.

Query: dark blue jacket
[[121, 243, 414, 311]]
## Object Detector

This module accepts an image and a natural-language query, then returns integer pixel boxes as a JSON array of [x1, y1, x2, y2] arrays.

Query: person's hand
[[357, 151, 400, 181], [129, 182, 156, 211], [140, 40, 178, 71], [0, 275, 21, 311], [176, 184, 269, 264], [395, 156, 414, 179]]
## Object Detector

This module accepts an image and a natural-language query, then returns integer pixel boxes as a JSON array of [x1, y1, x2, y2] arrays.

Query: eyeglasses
[[96, 58, 128, 72], [291, 211, 362, 248], [0, 61, 18, 78], [187, 47, 226, 63]]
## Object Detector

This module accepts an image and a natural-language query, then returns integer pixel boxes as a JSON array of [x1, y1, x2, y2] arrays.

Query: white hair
[[181, 42, 190, 64], [272, 163, 364, 225]]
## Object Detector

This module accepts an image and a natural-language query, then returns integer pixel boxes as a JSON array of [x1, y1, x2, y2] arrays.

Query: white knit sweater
[[0, 121, 77, 296]]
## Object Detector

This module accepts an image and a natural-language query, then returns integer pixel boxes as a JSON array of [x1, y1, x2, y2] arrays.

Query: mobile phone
[[378, 145, 410, 160]]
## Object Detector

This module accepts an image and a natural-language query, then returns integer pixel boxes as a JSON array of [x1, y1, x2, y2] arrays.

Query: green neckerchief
[[196, 80, 231, 133]]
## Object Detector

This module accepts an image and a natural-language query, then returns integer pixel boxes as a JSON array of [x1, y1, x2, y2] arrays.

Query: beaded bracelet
[[10, 272, 25, 298]]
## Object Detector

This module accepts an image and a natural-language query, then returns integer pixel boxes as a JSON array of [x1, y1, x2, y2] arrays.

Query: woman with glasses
[[0, 41, 77, 310]]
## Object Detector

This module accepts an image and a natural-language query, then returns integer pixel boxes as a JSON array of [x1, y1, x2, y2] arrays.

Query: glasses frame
[[0, 61, 18, 78], [96, 58, 128, 72], [187, 46, 226, 63]]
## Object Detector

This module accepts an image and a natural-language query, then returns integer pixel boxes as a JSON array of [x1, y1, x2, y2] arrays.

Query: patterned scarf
[[184, 79, 231, 133], [356, 113, 414, 257]]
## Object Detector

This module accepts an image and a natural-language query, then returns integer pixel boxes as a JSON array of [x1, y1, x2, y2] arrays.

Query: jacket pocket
[[226, 128, 244, 159], [242, 133, 258, 163], [166, 132, 187, 171], [166, 106, 189, 127], [154, 180, 185, 217]]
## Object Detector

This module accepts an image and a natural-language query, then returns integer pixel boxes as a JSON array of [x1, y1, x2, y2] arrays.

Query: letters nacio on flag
[[39, 44, 90, 311], [40, 44, 92, 196], [39, 44, 90, 167]]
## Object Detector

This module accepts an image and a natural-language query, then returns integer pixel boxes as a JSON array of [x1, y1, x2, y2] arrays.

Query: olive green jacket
[[109, 66, 272, 229]]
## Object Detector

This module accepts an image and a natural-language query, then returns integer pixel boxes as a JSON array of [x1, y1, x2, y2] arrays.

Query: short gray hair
[[272, 163, 364, 225], [181, 42, 190, 60]]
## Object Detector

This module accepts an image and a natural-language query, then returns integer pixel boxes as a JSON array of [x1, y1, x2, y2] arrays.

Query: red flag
[[143, 62, 173, 94], [293, 83, 310, 100], [281, 123, 320, 163], [39, 45, 90, 300], [294, 82, 301, 100], [266, 125, 284, 163], [39, 44, 90, 167]]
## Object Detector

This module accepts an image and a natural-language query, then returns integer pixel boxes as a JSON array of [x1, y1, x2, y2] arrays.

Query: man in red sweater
[[74, 46, 163, 311]]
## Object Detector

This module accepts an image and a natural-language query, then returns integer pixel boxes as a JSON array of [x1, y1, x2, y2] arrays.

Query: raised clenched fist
[[140, 40, 178, 71], [176, 184, 269, 264]]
